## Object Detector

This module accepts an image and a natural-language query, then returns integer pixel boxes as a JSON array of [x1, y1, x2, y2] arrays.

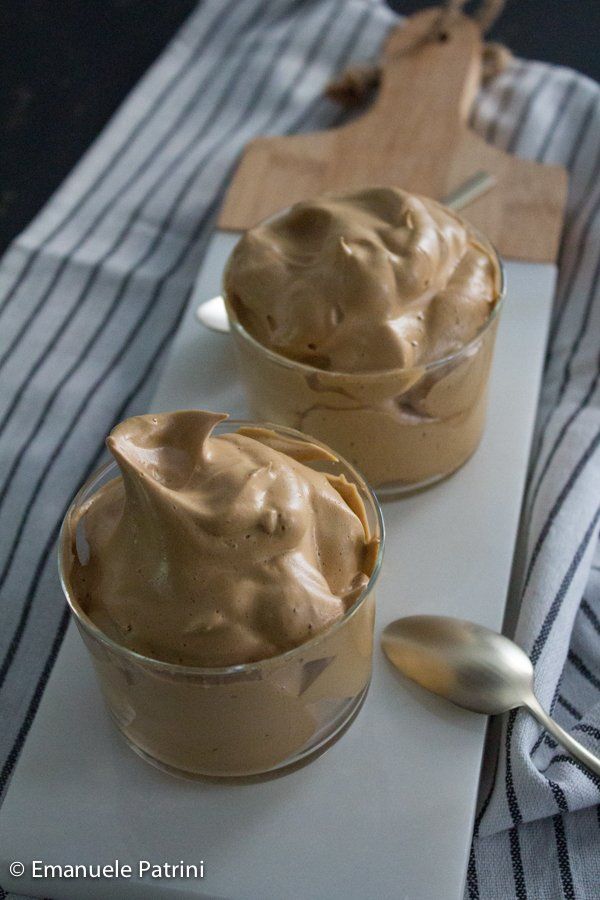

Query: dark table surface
[[2, 0, 598, 257]]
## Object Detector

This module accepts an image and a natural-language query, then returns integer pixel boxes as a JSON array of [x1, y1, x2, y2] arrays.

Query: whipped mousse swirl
[[68, 411, 377, 667], [224, 187, 501, 373]]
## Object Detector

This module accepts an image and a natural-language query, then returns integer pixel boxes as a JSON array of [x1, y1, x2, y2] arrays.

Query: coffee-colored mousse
[[66, 410, 377, 668], [223, 187, 503, 489], [224, 186, 501, 373]]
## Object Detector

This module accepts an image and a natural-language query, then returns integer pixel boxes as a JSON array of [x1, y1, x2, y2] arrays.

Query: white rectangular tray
[[0, 245, 556, 900]]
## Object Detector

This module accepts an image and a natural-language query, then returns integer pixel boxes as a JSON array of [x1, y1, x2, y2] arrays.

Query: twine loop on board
[[435, 0, 506, 38], [326, 0, 511, 106]]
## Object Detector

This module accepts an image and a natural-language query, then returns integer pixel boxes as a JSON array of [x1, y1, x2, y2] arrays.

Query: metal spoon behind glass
[[381, 614, 600, 778]]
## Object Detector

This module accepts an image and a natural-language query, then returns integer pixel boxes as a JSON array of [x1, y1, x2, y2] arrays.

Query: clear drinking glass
[[226, 239, 505, 496], [59, 421, 384, 780]]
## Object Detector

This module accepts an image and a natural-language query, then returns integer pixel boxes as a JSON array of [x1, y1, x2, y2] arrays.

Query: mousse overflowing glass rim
[[58, 419, 385, 678], [225, 231, 505, 379]]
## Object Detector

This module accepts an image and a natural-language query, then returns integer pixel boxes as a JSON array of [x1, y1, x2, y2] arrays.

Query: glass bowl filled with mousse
[[223, 186, 505, 495], [59, 410, 383, 779]]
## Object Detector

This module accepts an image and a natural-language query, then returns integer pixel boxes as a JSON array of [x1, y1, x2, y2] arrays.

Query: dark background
[[1, 0, 598, 256]]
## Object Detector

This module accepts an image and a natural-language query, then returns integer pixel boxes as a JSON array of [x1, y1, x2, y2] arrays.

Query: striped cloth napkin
[[0, 2, 598, 898]]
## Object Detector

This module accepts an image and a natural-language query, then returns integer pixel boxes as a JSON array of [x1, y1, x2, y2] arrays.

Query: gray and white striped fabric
[[0, 2, 598, 898]]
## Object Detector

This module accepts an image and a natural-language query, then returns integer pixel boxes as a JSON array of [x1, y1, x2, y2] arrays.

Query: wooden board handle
[[218, 8, 567, 263]]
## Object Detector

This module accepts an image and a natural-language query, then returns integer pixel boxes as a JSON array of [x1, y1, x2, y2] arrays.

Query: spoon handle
[[524, 694, 600, 779]]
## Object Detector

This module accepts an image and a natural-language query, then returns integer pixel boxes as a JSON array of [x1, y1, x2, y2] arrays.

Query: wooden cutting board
[[218, 6, 567, 263]]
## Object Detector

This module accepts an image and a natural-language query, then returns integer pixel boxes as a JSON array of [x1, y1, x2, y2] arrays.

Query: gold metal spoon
[[382, 614, 600, 778]]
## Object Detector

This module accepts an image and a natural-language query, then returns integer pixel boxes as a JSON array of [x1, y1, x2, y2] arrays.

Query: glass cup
[[226, 237, 505, 496], [59, 421, 384, 780]]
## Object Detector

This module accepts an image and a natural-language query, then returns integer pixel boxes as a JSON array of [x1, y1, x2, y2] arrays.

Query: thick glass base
[[112, 681, 370, 783], [374, 445, 481, 501], [375, 469, 449, 501]]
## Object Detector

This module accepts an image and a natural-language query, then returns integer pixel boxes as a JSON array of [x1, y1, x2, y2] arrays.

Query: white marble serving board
[[0, 237, 556, 900]]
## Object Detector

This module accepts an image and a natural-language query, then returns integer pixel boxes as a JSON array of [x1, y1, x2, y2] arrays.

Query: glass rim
[[58, 418, 385, 678], [225, 233, 505, 380]]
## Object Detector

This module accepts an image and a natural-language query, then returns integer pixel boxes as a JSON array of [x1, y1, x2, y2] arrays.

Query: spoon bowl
[[382, 615, 533, 715], [382, 614, 600, 778]]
